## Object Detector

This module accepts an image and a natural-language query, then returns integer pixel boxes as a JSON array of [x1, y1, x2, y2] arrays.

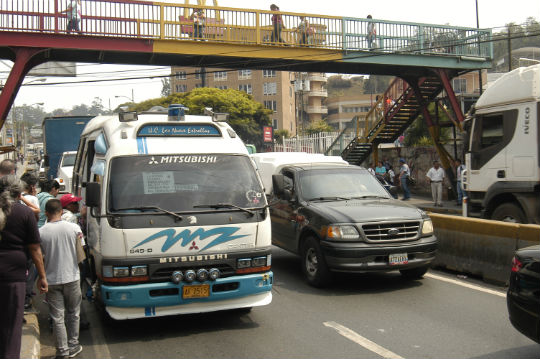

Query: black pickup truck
[[252, 153, 438, 287]]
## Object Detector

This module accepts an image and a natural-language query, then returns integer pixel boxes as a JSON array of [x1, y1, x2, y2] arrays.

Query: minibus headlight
[[422, 219, 434, 235], [237, 258, 252, 269], [326, 225, 360, 240], [113, 267, 130, 277], [196, 269, 209, 282], [131, 265, 148, 277], [184, 270, 196, 283], [208, 268, 220, 281], [252, 256, 267, 267]]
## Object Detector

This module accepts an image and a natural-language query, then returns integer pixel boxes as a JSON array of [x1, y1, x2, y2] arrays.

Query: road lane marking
[[425, 273, 506, 298], [323, 321, 404, 359]]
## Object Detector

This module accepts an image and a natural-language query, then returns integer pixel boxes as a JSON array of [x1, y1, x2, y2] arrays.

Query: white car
[[57, 151, 77, 192]]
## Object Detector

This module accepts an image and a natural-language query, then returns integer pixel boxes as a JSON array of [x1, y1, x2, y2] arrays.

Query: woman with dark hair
[[0, 175, 48, 359]]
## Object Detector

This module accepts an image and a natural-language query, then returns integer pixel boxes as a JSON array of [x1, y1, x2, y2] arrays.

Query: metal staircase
[[326, 74, 445, 165]]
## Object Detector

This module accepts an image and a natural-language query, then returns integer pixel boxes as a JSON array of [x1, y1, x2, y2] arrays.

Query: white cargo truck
[[462, 64, 540, 224]]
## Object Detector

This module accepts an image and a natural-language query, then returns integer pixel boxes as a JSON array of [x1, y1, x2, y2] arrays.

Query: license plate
[[389, 253, 408, 265], [182, 285, 210, 299]]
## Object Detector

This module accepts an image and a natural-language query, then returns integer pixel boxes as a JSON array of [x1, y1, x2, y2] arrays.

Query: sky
[[3, 0, 539, 113]]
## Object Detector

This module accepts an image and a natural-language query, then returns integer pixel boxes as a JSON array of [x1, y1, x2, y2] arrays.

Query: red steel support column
[[0, 48, 47, 132], [435, 68, 465, 123]]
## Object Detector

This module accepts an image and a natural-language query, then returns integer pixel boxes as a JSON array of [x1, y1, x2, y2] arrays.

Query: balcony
[[306, 106, 328, 114], [308, 75, 327, 82], [308, 90, 328, 97]]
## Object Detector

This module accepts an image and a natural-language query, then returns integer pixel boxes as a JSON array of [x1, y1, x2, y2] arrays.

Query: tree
[[304, 120, 333, 135], [363, 75, 392, 94], [404, 102, 451, 146], [133, 88, 272, 149]]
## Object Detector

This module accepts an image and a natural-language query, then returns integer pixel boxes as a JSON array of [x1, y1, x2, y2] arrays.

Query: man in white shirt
[[40, 199, 84, 358], [426, 160, 445, 207], [455, 159, 466, 205]]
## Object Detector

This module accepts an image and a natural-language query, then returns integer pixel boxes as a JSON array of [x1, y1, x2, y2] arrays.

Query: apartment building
[[171, 66, 297, 135], [326, 94, 378, 130]]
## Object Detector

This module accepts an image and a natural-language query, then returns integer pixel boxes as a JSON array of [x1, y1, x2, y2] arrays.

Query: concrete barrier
[[428, 213, 540, 285]]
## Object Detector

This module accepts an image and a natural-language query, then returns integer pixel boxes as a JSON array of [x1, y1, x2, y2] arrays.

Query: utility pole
[[507, 26, 512, 72], [475, 0, 483, 94]]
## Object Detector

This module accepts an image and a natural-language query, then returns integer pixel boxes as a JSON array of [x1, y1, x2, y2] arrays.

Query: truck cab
[[252, 152, 437, 287], [57, 151, 77, 192], [463, 64, 540, 223]]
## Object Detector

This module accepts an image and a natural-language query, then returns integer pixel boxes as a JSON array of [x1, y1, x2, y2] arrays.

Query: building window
[[264, 100, 277, 112], [195, 83, 204, 88], [216, 85, 228, 90], [238, 70, 252, 79], [273, 119, 278, 129], [195, 69, 203, 80], [214, 71, 228, 81], [175, 71, 187, 80], [263, 70, 276, 78], [175, 84, 187, 93], [238, 84, 252, 95], [263, 82, 277, 95], [453, 78, 467, 93]]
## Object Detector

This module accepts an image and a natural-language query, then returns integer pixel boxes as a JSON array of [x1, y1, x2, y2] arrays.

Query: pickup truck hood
[[307, 199, 423, 223]]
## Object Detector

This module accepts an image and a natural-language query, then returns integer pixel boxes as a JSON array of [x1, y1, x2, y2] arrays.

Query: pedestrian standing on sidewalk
[[455, 159, 466, 205], [40, 199, 84, 359], [37, 179, 60, 228], [426, 160, 445, 207], [0, 175, 48, 359], [398, 158, 411, 200], [0, 159, 16, 177]]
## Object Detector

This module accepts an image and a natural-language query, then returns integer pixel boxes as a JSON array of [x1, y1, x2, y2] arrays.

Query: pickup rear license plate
[[389, 253, 408, 265], [182, 285, 210, 299]]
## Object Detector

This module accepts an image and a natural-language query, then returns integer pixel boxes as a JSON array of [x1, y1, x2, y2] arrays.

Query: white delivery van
[[57, 150, 77, 192], [72, 106, 272, 319]]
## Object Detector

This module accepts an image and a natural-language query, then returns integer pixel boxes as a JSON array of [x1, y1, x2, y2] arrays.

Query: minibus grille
[[150, 264, 235, 282]]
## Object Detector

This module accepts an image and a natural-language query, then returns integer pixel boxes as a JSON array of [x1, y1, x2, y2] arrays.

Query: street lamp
[[115, 89, 135, 103]]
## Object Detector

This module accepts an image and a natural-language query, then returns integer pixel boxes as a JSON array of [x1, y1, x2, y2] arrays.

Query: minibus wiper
[[307, 196, 351, 202], [114, 206, 183, 221], [193, 203, 255, 217]]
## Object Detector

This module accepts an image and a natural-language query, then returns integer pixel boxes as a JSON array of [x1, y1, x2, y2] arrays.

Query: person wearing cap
[[60, 194, 82, 224], [398, 158, 411, 200], [426, 160, 445, 207]]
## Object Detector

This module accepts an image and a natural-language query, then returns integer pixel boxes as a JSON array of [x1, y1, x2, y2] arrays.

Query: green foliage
[[304, 119, 333, 135], [274, 129, 290, 144], [132, 88, 272, 148], [404, 102, 451, 147]]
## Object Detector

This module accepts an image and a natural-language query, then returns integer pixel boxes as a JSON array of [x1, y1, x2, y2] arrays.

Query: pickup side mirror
[[272, 174, 285, 196], [85, 182, 101, 208]]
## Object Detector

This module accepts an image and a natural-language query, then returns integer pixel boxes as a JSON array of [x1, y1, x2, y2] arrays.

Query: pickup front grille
[[360, 221, 421, 242]]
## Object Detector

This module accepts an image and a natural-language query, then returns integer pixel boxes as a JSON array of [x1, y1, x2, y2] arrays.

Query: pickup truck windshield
[[61, 153, 76, 167], [299, 168, 390, 200], [108, 154, 265, 212]]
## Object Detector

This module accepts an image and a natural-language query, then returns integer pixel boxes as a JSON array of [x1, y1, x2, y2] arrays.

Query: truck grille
[[360, 221, 421, 242]]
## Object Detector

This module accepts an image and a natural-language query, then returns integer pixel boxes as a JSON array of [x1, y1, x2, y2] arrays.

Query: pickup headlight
[[325, 225, 360, 240], [421, 219, 434, 236]]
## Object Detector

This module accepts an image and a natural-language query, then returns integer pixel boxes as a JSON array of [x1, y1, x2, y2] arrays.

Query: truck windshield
[[61, 153, 76, 167], [108, 154, 266, 212], [299, 168, 391, 201]]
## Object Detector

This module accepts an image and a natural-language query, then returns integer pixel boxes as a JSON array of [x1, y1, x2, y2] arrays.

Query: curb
[[21, 313, 40, 359]]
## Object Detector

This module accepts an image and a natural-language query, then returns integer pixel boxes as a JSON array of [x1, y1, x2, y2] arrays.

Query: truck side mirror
[[85, 182, 101, 208], [272, 174, 285, 196]]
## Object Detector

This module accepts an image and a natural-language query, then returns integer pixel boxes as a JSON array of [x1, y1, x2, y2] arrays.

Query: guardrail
[[429, 213, 540, 285], [0, 0, 492, 57]]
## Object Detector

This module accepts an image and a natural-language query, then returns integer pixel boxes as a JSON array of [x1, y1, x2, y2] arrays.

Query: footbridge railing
[[0, 0, 492, 57]]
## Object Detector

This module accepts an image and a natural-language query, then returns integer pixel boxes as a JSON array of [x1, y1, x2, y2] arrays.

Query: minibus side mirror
[[85, 182, 101, 208]]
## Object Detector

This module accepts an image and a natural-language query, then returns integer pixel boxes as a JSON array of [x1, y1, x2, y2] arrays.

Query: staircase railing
[[324, 116, 359, 156]]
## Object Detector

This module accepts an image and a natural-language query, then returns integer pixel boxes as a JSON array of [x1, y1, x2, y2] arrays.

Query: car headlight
[[325, 225, 360, 240], [422, 219, 434, 235]]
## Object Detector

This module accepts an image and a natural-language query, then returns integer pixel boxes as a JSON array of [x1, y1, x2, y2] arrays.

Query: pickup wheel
[[400, 266, 428, 279], [301, 237, 332, 287], [491, 203, 526, 223]]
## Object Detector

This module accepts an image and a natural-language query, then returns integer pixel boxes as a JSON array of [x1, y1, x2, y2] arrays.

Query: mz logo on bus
[[132, 227, 247, 253]]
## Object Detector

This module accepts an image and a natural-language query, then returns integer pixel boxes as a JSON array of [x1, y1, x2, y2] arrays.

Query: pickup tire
[[399, 266, 428, 279], [491, 203, 526, 223], [301, 237, 332, 287]]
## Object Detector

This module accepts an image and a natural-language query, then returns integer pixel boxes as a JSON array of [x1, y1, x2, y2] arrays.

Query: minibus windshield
[[108, 154, 266, 212]]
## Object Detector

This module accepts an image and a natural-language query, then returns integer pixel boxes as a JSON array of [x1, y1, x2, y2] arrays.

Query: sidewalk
[[405, 195, 463, 216], [21, 313, 40, 359]]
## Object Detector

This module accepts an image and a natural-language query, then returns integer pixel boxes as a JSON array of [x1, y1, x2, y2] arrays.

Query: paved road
[[35, 246, 538, 359]]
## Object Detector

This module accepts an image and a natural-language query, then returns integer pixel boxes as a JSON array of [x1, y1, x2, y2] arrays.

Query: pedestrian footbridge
[[0, 0, 493, 163]]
